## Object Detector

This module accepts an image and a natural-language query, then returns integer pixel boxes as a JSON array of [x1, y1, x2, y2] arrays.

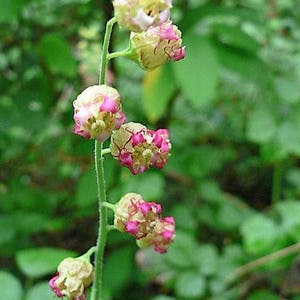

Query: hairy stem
[[91, 16, 117, 300]]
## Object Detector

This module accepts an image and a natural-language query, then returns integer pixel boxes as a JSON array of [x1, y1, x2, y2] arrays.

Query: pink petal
[[100, 96, 117, 113]]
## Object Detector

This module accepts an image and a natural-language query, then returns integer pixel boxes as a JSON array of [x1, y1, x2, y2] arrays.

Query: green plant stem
[[91, 16, 117, 300], [102, 201, 116, 211], [225, 241, 300, 285], [272, 160, 282, 204], [99, 17, 117, 85], [101, 148, 111, 155], [107, 48, 131, 60]]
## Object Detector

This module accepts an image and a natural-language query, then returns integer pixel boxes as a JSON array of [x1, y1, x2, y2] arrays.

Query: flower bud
[[110, 122, 171, 174], [137, 216, 175, 253], [129, 22, 185, 70], [73, 85, 126, 142], [113, 0, 172, 32], [49, 257, 93, 300], [114, 193, 161, 239]]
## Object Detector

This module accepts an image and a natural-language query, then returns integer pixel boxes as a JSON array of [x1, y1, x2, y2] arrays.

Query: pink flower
[[113, 0, 172, 32], [73, 85, 126, 142], [137, 216, 175, 253], [114, 193, 175, 253], [129, 21, 185, 70], [110, 122, 171, 174], [114, 193, 162, 239]]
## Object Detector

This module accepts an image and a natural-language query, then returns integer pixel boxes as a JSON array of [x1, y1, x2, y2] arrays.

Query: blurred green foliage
[[2, 0, 300, 299]]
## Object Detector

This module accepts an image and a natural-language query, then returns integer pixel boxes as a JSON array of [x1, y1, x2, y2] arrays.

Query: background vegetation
[[1, 0, 300, 299]]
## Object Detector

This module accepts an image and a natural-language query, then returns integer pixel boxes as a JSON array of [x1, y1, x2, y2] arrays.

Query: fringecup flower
[[110, 122, 171, 174], [137, 216, 175, 253], [114, 193, 162, 239], [129, 21, 185, 70], [113, 0, 172, 32], [49, 257, 93, 300], [73, 85, 126, 142]]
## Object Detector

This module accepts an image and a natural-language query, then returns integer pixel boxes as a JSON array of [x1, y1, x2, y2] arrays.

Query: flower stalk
[[90, 16, 117, 300]]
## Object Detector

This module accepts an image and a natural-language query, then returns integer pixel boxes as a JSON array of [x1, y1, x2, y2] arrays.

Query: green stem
[[102, 201, 116, 211], [225, 241, 300, 285], [99, 17, 117, 85], [91, 16, 117, 300], [107, 48, 131, 60], [272, 160, 282, 204], [101, 148, 111, 155]]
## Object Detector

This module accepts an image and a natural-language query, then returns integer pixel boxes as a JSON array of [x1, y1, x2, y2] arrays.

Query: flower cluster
[[73, 85, 126, 142], [49, 257, 93, 300], [113, 0, 185, 70], [114, 193, 175, 253], [113, 0, 172, 32], [129, 21, 185, 70], [110, 122, 171, 174]]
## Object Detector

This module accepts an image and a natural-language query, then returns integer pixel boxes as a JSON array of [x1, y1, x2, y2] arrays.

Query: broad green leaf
[[246, 106, 276, 143], [173, 32, 219, 107], [277, 121, 300, 156], [16, 247, 77, 278], [25, 282, 53, 300], [113, 172, 165, 202], [175, 271, 206, 299], [195, 244, 219, 276], [241, 214, 278, 255], [179, 5, 264, 33], [165, 231, 198, 268], [103, 246, 134, 296], [275, 201, 300, 240], [38, 33, 76, 77], [76, 165, 97, 207], [212, 24, 260, 53], [275, 76, 300, 104], [0, 271, 23, 300], [143, 64, 176, 122]]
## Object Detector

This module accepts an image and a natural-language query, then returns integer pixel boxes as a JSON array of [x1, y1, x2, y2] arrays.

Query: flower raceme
[[110, 122, 171, 175], [113, 0, 172, 32], [73, 85, 126, 142], [129, 21, 185, 70], [113, 193, 175, 253], [49, 257, 93, 300]]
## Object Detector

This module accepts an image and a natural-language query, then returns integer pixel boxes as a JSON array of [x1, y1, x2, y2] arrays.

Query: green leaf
[[195, 244, 219, 276], [103, 246, 134, 296], [25, 282, 54, 300], [165, 231, 199, 268], [76, 165, 97, 207], [113, 172, 165, 202], [212, 24, 260, 53], [246, 106, 276, 143], [0, 271, 23, 300], [241, 214, 278, 255], [143, 64, 176, 122], [274, 76, 300, 104], [16, 247, 77, 278], [175, 271, 206, 299], [173, 33, 219, 107], [38, 32, 76, 77], [275, 201, 300, 240], [277, 121, 300, 156]]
